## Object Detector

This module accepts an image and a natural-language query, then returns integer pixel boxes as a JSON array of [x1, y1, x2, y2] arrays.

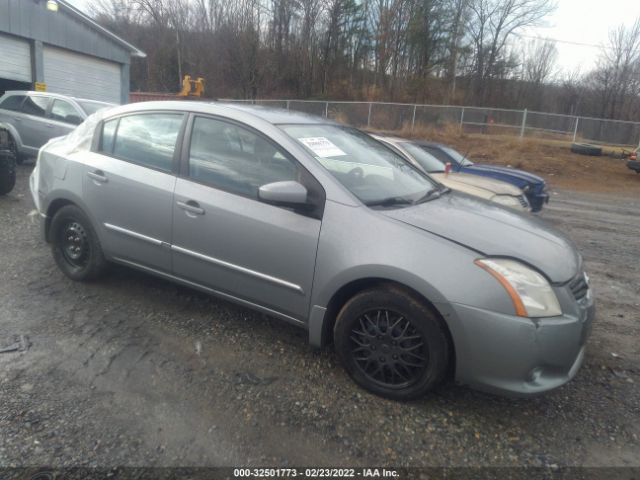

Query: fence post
[[286, 100, 290, 111], [520, 109, 527, 138], [325, 101, 329, 118], [411, 105, 417, 131], [573, 117, 580, 142], [367, 102, 372, 128], [460, 107, 465, 131]]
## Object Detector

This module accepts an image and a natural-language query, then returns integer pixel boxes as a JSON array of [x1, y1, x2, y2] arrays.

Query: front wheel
[[50, 205, 107, 281], [334, 285, 450, 400]]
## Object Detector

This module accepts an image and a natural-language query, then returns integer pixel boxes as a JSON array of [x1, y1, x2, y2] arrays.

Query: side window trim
[[180, 112, 326, 219], [93, 111, 187, 175]]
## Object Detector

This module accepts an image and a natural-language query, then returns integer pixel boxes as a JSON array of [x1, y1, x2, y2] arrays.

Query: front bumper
[[445, 292, 595, 397]]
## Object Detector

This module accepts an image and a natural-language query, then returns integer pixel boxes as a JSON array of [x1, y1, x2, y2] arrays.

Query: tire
[[627, 160, 640, 173], [570, 143, 602, 156], [334, 285, 450, 400], [0, 131, 17, 195], [0, 150, 16, 195], [50, 205, 107, 281]]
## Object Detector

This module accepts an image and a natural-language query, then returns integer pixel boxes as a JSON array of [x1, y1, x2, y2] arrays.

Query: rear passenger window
[[188, 116, 299, 198], [50, 100, 82, 125], [111, 113, 183, 172], [22, 96, 49, 117], [0, 95, 26, 111]]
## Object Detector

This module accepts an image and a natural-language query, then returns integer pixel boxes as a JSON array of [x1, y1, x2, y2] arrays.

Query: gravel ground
[[0, 164, 639, 468]]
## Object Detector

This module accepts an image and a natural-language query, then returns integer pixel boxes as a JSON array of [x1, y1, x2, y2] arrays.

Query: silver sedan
[[30, 101, 595, 400]]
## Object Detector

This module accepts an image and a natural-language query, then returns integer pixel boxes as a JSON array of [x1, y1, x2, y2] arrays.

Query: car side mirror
[[258, 181, 308, 207]]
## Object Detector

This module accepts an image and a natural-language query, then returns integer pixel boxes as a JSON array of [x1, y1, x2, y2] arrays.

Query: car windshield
[[440, 145, 473, 166], [77, 100, 114, 116], [281, 124, 439, 206], [400, 142, 446, 173]]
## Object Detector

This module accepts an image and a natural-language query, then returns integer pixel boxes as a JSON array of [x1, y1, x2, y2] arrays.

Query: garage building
[[0, 0, 144, 104]]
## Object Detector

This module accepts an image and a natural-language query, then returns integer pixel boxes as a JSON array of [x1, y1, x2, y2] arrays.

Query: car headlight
[[491, 194, 521, 208], [475, 258, 562, 318]]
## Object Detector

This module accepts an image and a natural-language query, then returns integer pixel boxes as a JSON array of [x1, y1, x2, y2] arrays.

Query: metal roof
[[57, 0, 146, 58]]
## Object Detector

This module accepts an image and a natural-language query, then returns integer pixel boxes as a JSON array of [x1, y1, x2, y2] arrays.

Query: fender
[[42, 189, 101, 243], [308, 264, 450, 348], [0, 122, 24, 152]]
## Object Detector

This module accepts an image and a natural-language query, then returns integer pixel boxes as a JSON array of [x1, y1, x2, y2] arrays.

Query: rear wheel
[[334, 285, 450, 400], [50, 205, 107, 281], [0, 132, 17, 195]]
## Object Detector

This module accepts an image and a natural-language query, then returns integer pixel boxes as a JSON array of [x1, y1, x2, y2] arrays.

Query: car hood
[[466, 164, 545, 185], [433, 172, 522, 196], [382, 192, 579, 282]]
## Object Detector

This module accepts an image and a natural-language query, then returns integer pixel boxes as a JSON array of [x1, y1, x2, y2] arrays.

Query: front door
[[82, 112, 185, 273], [171, 115, 323, 320]]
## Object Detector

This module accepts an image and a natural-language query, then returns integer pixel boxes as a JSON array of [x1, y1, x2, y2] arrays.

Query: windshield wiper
[[365, 196, 415, 208], [414, 185, 450, 205]]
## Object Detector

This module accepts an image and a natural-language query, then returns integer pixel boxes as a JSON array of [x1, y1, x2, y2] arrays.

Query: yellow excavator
[[178, 75, 205, 97]]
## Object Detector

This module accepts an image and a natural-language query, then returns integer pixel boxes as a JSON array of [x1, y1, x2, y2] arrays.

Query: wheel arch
[[0, 122, 24, 151], [312, 276, 456, 379], [44, 192, 97, 243]]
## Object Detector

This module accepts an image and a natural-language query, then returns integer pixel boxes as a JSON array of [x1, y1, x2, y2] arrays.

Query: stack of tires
[[0, 126, 17, 195]]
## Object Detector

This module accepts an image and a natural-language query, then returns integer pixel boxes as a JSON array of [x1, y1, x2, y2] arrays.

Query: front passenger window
[[111, 113, 184, 172], [188, 116, 299, 198]]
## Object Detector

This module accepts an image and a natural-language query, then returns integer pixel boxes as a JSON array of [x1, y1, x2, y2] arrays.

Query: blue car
[[416, 142, 549, 212]]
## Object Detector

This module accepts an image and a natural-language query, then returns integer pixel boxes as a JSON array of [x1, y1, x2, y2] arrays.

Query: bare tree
[[589, 18, 640, 119], [465, 0, 556, 104]]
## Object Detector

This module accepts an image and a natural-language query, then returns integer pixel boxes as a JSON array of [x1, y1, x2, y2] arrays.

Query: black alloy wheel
[[334, 285, 450, 400]]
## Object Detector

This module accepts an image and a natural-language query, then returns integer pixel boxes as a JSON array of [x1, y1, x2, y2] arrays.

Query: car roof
[[102, 100, 339, 126], [1, 90, 112, 106], [221, 103, 336, 125], [373, 134, 446, 149]]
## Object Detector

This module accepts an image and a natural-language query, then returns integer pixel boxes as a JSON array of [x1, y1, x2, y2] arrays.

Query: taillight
[[631, 153, 638, 161]]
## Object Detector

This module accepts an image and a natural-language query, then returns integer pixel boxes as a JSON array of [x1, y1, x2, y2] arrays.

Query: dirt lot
[[1, 159, 639, 469]]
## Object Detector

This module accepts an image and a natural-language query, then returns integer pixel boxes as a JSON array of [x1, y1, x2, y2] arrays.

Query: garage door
[[0, 34, 31, 82], [43, 46, 121, 104]]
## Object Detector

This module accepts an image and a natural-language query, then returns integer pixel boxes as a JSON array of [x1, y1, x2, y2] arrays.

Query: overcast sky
[[66, 0, 640, 78]]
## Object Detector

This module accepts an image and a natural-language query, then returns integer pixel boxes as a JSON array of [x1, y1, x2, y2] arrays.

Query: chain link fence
[[221, 99, 640, 147]]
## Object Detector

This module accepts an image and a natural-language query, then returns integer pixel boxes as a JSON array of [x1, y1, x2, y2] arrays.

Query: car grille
[[569, 272, 589, 301], [517, 195, 529, 208]]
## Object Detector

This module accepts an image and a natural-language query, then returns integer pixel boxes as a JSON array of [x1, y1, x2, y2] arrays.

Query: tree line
[[92, 0, 640, 121]]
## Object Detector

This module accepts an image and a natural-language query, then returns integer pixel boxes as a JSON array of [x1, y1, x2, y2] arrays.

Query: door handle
[[87, 170, 108, 183], [45, 123, 54, 128], [177, 200, 205, 215], [12, 117, 21, 122]]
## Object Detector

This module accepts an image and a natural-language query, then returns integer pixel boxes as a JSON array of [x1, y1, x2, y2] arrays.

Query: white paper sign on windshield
[[298, 137, 347, 158]]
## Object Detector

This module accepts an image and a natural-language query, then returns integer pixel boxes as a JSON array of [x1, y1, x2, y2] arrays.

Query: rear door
[[171, 115, 323, 320], [18, 95, 52, 151], [82, 112, 185, 273]]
